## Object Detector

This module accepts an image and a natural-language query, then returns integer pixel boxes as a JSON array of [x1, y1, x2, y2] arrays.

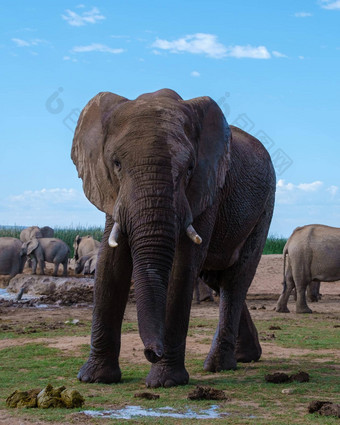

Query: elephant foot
[[275, 305, 290, 313], [296, 306, 313, 314], [203, 350, 237, 373], [235, 340, 261, 363], [146, 363, 189, 388], [78, 356, 121, 384]]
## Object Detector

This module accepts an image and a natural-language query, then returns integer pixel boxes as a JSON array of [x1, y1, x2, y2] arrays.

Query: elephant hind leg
[[53, 263, 59, 276], [235, 303, 261, 363], [62, 260, 68, 276], [295, 280, 313, 314], [276, 275, 294, 313]]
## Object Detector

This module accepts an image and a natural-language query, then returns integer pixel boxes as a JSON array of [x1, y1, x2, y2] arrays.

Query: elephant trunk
[[128, 209, 176, 364]]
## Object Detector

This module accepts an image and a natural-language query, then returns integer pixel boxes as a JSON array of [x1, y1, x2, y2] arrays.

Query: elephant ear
[[185, 97, 231, 218], [27, 238, 39, 255], [71, 92, 128, 214]]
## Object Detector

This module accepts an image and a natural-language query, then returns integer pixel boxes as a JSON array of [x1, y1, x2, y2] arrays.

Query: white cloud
[[0, 188, 104, 227], [62, 7, 105, 26], [191, 71, 200, 77], [320, 0, 340, 9], [152, 33, 227, 58], [299, 55, 305, 60], [272, 50, 288, 58], [10, 188, 79, 204], [276, 179, 340, 205], [327, 185, 339, 197], [294, 12, 312, 17], [152, 34, 275, 59], [270, 180, 340, 236], [72, 43, 124, 54], [12, 38, 47, 47], [297, 181, 323, 191], [227, 45, 271, 59], [12, 38, 30, 47]]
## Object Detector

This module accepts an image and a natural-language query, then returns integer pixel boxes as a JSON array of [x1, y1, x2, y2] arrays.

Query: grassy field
[[0, 226, 286, 256], [0, 303, 339, 424]]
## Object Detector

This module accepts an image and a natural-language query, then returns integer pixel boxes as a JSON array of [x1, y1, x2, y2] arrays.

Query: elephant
[[75, 253, 98, 275], [73, 235, 100, 261], [20, 226, 54, 242], [71, 89, 275, 387], [276, 224, 340, 314], [20, 238, 70, 277], [0, 237, 26, 278]]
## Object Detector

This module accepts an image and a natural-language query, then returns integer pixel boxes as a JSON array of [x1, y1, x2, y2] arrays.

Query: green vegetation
[[263, 236, 287, 255], [0, 306, 339, 424], [0, 226, 286, 257]]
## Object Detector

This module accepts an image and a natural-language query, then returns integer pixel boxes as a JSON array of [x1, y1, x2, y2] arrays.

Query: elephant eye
[[187, 164, 194, 177], [113, 159, 121, 172]]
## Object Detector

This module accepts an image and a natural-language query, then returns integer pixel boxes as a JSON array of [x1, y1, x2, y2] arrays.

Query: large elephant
[[0, 237, 26, 278], [20, 238, 70, 277], [276, 224, 340, 313], [73, 235, 100, 261], [71, 89, 275, 387], [20, 226, 54, 242]]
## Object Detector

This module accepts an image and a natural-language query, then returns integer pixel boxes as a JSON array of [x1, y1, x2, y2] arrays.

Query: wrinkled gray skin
[[21, 238, 70, 277], [72, 89, 276, 387], [75, 253, 98, 274], [20, 226, 54, 242], [276, 224, 340, 314], [0, 237, 26, 278], [73, 235, 100, 261]]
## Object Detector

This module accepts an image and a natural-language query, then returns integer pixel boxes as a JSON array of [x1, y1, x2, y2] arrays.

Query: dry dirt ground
[[0, 255, 339, 424]]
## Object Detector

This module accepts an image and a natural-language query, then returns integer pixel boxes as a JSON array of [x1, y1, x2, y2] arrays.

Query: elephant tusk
[[186, 225, 202, 245], [108, 222, 120, 248]]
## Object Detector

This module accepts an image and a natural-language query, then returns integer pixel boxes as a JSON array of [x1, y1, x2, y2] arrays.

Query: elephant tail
[[282, 244, 288, 290]]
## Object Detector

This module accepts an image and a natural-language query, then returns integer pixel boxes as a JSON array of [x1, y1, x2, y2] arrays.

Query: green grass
[[0, 307, 339, 424], [0, 226, 286, 256], [263, 236, 287, 255]]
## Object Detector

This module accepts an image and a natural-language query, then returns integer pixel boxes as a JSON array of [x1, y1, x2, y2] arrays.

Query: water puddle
[[83, 405, 229, 420], [0, 288, 48, 307]]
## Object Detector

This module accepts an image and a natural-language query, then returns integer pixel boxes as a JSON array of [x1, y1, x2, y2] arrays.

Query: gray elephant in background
[[73, 235, 100, 261], [0, 237, 26, 278], [276, 224, 340, 314], [21, 238, 70, 277], [20, 226, 54, 242], [75, 253, 98, 275]]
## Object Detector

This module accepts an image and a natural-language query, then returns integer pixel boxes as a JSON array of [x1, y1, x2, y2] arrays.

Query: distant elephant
[[20, 238, 70, 277], [73, 235, 100, 261], [20, 226, 54, 242], [276, 224, 340, 314], [0, 237, 26, 278], [72, 89, 275, 387], [75, 253, 98, 275]]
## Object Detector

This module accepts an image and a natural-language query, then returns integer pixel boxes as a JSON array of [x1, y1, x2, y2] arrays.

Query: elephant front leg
[[78, 219, 132, 384], [204, 287, 241, 372]]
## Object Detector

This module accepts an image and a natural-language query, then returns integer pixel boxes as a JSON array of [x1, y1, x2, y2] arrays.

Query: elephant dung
[[308, 401, 340, 418], [60, 388, 85, 408], [6, 388, 41, 408], [188, 386, 229, 401], [37, 384, 66, 408]]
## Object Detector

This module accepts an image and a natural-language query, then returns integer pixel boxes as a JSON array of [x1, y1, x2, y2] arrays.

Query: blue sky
[[0, 0, 339, 236]]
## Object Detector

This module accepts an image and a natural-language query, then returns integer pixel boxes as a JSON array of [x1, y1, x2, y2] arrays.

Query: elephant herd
[[0, 226, 101, 278]]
